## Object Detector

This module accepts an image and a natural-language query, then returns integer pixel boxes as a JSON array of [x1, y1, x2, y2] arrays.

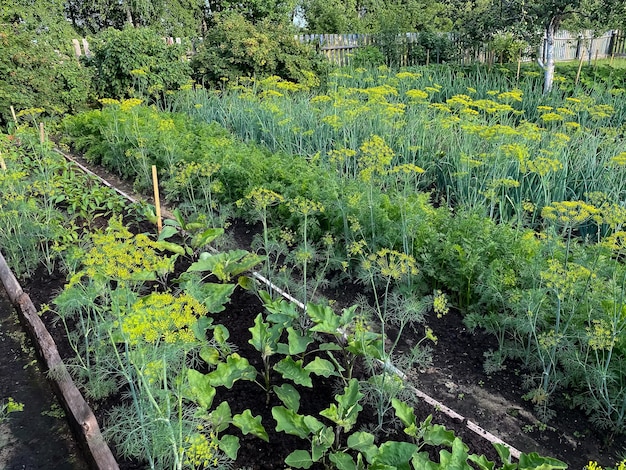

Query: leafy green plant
[[0, 397, 24, 424], [85, 26, 192, 101], [191, 11, 327, 87]]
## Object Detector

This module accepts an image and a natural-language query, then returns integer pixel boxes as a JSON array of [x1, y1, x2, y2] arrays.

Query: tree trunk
[[125, 6, 135, 27], [543, 19, 556, 94]]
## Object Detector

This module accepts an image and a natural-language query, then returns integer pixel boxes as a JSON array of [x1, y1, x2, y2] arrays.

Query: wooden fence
[[73, 30, 625, 67], [300, 30, 625, 67]]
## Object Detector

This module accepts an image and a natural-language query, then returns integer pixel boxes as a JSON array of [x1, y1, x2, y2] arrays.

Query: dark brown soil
[[0, 291, 88, 470]]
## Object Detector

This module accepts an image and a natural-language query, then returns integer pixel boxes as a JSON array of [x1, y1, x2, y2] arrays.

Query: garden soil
[[0, 291, 88, 470]]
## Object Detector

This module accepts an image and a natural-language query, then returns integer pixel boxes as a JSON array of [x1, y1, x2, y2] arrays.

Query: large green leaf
[[274, 357, 312, 387], [347, 431, 377, 463], [207, 353, 257, 388], [285, 450, 314, 469], [188, 250, 264, 282], [192, 227, 224, 248], [307, 303, 341, 332], [208, 401, 232, 433], [304, 357, 336, 378], [187, 369, 216, 409], [219, 434, 239, 461], [272, 406, 309, 439], [371, 441, 418, 470], [518, 452, 567, 469], [249, 313, 282, 358], [233, 409, 269, 442], [200, 283, 236, 313], [273, 383, 301, 412], [311, 425, 334, 462], [320, 378, 362, 432], [330, 452, 357, 470], [286, 327, 313, 355]]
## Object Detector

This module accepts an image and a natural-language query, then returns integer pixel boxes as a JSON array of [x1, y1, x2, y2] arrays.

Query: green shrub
[[0, 24, 92, 128], [351, 45, 386, 68], [85, 26, 192, 100], [191, 12, 328, 87]]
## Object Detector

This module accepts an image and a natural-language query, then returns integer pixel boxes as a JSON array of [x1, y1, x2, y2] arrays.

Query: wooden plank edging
[[0, 251, 119, 470]]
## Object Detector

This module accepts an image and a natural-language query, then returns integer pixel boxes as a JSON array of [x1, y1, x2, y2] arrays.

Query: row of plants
[[59, 58, 626, 453], [1, 126, 574, 469]]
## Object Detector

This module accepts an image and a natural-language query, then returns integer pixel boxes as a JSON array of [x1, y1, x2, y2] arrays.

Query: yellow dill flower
[[460, 107, 479, 116], [542, 200, 601, 227], [321, 114, 342, 129], [467, 87, 477, 94], [556, 107, 576, 116], [396, 71, 422, 80], [433, 290, 449, 318], [242, 187, 284, 210], [406, 89, 429, 101], [369, 248, 419, 280], [119, 98, 143, 111], [429, 102, 451, 113], [287, 196, 324, 215], [358, 135, 394, 182], [523, 155, 563, 176], [537, 105, 553, 112], [260, 89, 284, 99], [565, 121, 581, 130], [586, 319, 617, 351], [497, 89, 523, 102], [121, 292, 207, 346], [348, 239, 367, 256], [540, 112, 563, 122], [610, 152, 626, 166], [310, 95, 332, 104], [446, 94, 473, 107], [589, 104, 614, 120], [98, 98, 120, 106]]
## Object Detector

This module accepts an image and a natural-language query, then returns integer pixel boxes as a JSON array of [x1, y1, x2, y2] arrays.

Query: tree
[[301, 0, 361, 33], [445, 0, 626, 93], [301, 0, 452, 33], [64, 0, 205, 36]]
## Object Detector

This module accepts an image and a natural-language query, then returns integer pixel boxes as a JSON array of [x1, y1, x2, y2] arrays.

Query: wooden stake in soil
[[152, 165, 162, 234], [39, 122, 45, 144], [575, 50, 585, 86], [0, 151, 6, 171], [594, 50, 599, 68], [516, 56, 522, 82], [10, 106, 17, 124], [426, 49, 430, 66]]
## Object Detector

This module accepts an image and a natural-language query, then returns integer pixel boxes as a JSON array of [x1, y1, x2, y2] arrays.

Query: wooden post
[[152, 165, 162, 234], [10, 106, 17, 124], [72, 39, 82, 57], [426, 49, 430, 66], [593, 49, 599, 68], [575, 49, 585, 86], [516, 56, 522, 82], [39, 122, 45, 144], [0, 150, 6, 171], [610, 50, 615, 67]]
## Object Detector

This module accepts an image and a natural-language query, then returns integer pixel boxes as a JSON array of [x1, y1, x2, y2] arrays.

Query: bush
[[85, 27, 192, 100], [191, 12, 328, 87], [351, 45, 386, 68], [407, 32, 456, 65], [0, 24, 92, 128]]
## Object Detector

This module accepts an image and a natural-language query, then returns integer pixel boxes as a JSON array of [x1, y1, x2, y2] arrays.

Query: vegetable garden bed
[[3, 63, 626, 469]]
